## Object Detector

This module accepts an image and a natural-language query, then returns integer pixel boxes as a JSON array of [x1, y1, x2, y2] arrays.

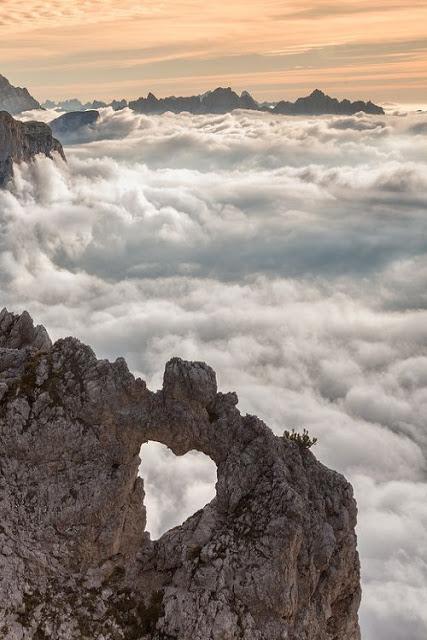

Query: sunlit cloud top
[[1, 1, 426, 102]]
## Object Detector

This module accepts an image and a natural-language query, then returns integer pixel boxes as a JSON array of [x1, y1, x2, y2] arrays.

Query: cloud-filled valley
[[2, 107, 427, 639]]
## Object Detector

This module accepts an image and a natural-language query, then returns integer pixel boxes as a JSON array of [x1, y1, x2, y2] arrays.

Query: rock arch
[[0, 309, 361, 639], [139, 440, 217, 539]]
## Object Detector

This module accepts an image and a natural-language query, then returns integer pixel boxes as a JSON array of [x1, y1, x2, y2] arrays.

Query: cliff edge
[[0, 309, 361, 639], [0, 111, 65, 187]]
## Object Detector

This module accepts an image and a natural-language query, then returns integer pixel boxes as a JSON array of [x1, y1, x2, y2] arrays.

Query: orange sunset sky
[[0, 0, 426, 103]]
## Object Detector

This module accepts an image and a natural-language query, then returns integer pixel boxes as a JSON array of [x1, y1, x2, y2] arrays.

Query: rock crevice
[[0, 309, 361, 639]]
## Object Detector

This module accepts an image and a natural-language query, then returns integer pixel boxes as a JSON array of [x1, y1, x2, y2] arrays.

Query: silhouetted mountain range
[[0, 72, 385, 117], [42, 87, 384, 116], [128, 87, 262, 114], [273, 89, 384, 115]]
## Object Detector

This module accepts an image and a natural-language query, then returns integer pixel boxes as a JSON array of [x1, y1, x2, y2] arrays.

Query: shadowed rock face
[[0, 308, 361, 640], [0, 74, 41, 115], [0, 111, 65, 187]]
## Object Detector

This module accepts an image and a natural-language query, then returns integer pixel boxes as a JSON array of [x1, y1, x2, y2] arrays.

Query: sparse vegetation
[[283, 428, 318, 449]]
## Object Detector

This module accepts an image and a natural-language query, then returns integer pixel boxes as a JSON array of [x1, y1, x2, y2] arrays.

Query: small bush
[[283, 428, 318, 449]]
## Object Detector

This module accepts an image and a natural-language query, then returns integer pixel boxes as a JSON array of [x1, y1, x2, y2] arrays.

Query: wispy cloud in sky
[[0, 1, 426, 101]]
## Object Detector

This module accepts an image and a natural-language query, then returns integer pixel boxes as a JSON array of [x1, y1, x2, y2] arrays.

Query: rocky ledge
[[0, 309, 361, 639], [0, 112, 65, 187]]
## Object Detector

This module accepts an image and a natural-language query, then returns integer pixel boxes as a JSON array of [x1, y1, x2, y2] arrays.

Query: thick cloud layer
[[3, 107, 427, 639]]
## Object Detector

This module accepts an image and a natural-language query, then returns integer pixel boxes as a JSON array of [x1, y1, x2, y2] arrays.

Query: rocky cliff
[[0, 74, 41, 115], [0, 309, 361, 640], [0, 111, 65, 187]]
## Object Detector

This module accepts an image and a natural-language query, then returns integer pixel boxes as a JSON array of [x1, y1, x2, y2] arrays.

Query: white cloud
[[139, 442, 217, 538], [1, 108, 427, 639]]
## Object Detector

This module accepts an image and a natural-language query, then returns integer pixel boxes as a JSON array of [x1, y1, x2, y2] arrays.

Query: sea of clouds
[[3, 106, 427, 639]]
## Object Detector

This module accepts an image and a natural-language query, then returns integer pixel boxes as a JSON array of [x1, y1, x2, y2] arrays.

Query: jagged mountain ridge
[[129, 87, 260, 114], [0, 111, 65, 187], [43, 87, 384, 116], [273, 88, 384, 115], [0, 74, 41, 115], [0, 71, 384, 117], [0, 308, 361, 639]]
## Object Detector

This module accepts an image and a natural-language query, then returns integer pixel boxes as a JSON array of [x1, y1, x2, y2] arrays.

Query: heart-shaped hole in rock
[[139, 441, 217, 540]]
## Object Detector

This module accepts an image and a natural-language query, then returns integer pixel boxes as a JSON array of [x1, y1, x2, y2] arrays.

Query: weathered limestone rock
[[0, 309, 361, 639], [0, 112, 65, 187]]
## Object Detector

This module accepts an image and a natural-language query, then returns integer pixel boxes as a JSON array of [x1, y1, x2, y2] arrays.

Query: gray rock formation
[[0, 309, 361, 640], [0, 74, 41, 115], [0, 112, 65, 187], [50, 110, 100, 143]]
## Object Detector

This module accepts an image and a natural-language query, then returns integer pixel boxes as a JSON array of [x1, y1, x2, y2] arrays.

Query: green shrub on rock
[[283, 428, 318, 449]]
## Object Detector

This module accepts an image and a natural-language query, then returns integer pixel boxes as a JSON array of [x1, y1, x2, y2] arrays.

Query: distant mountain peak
[[274, 89, 384, 116], [211, 86, 234, 93], [0, 73, 41, 115], [310, 88, 325, 97], [0, 74, 41, 115]]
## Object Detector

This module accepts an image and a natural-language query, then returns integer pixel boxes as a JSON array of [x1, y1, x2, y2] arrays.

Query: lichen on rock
[[0, 308, 361, 639]]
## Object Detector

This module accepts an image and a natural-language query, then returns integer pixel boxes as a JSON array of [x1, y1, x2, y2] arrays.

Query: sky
[[0, 0, 426, 102], [5, 103, 427, 639]]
